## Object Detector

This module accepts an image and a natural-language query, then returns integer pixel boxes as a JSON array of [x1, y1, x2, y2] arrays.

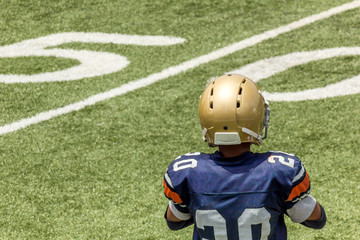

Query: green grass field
[[1, 0, 359, 239]]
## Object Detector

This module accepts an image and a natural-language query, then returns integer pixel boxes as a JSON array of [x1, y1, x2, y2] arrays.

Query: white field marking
[[1, 1, 360, 136], [0, 32, 186, 83], [231, 47, 360, 101]]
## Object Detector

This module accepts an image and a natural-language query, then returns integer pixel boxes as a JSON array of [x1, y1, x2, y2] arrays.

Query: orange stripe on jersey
[[163, 178, 183, 204], [286, 171, 310, 202]]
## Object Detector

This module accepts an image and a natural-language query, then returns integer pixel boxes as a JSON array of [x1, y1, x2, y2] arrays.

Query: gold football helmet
[[199, 74, 270, 146]]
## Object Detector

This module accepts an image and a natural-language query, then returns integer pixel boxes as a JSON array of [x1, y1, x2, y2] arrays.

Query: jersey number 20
[[196, 208, 271, 240]]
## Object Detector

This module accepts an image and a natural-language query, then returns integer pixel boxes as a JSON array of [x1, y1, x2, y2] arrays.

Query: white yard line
[[1, 0, 360, 136]]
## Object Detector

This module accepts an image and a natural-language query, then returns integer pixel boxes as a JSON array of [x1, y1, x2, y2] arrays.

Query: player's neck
[[218, 144, 251, 158]]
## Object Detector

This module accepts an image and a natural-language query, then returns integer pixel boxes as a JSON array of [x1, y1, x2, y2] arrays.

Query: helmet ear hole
[[237, 101, 240, 108], [210, 101, 213, 109], [223, 126, 228, 130]]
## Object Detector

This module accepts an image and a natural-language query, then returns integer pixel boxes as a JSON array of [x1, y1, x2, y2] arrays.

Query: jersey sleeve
[[284, 159, 321, 223], [268, 151, 317, 223], [163, 170, 184, 204], [163, 152, 201, 203], [285, 161, 311, 205], [163, 154, 199, 219], [167, 199, 192, 220], [164, 169, 192, 220], [286, 195, 317, 223]]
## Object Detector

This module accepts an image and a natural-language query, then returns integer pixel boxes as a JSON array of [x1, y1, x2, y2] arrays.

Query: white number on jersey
[[195, 208, 271, 240], [173, 159, 198, 172], [268, 155, 294, 168]]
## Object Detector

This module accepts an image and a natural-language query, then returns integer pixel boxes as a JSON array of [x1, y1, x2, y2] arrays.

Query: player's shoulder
[[165, 152, 210, 191], [267, 150, 302, 166], [167, 152, 210, 173], [262, 150, 304, 178]]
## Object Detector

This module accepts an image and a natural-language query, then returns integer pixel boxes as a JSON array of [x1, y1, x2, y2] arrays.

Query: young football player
[[163, 74, 326, 239]]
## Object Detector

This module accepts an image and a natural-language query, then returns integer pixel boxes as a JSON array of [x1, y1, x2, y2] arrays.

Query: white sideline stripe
[[1, 0, 360, 136]]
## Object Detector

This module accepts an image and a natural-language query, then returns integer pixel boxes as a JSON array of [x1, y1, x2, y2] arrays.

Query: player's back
[[164, 151, 304, 240]]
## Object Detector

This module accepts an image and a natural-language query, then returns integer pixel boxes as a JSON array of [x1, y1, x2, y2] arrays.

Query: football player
[[163, 74, 326, 239]]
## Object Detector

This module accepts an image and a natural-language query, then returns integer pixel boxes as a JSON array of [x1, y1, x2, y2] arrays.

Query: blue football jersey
[[163, 151, 311, 240]]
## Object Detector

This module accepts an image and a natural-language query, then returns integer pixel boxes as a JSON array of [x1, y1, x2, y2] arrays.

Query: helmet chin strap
[[242, 127, 262, 143], [241, 107, 270, 144]]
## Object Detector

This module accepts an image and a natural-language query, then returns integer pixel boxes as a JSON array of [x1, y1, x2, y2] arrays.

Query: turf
[[0, 0, 359, 239]]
